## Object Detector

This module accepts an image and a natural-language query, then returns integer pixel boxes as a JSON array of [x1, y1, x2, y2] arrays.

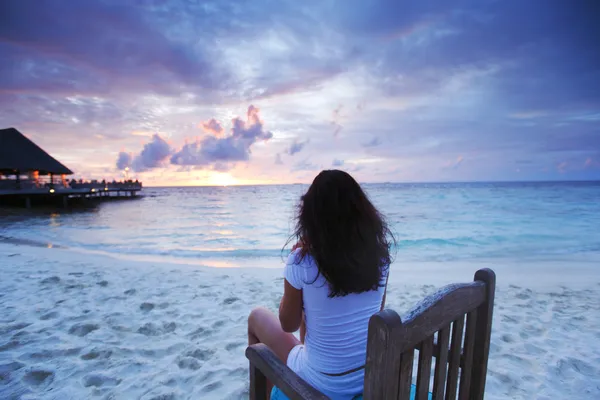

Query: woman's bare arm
[[279, 280, 303, 332]]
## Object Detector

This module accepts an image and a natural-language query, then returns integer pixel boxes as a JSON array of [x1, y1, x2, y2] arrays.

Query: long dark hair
[[287, 170, 394, 297]]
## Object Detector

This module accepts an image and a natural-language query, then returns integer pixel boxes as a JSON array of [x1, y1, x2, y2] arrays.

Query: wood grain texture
[[398, 282, 485, 353], [458, 310, 478, 400], [415, 337, 465, 366], [249, 363, 268, 400], [470, 268, 496, 400], [364, 309, 403, 399], [432, 327, 450, 400], [245, 344, 329, 400], [445, 316, 465, 400], [398, 348, 415, 400], [246, 269, 496, 400], [416, 336, 434, 400]]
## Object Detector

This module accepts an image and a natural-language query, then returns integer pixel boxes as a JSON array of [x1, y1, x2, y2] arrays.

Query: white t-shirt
[[284, 249, 387, 399]]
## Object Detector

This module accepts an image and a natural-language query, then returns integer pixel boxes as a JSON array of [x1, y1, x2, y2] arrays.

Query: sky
[[1, 0, 599, 186]]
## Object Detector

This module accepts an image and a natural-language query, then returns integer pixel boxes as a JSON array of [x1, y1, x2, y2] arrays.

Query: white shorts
[[285, 344, 363, 400], [286, 344, 306, 373]]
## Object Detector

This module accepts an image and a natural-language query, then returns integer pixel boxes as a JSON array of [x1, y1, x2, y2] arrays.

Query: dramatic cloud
[[116, 152, 133, 170], [117, 134, 173, 172], [0, 1, 222, 98], [201, 119, 224, 136], [1, 0, 599, 183], [287, 139, 309, 156], [170, 105, 273, 169]]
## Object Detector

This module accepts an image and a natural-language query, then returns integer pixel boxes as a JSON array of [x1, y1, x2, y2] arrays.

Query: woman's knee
[[248, 306, 274, 329]]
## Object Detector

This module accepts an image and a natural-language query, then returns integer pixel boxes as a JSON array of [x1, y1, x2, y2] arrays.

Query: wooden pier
[[0, 185, 142, 208], [0, 127, 142, 209]]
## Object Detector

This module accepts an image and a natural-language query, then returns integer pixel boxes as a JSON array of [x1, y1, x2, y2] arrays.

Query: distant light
[[91, 188, 96, 192], [47, 243, 53, 249], [104, 187, 108, 191], [125, 167, 130, 171], [49, 188, 55, 194]]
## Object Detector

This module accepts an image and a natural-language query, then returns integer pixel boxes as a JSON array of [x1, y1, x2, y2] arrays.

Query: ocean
[[1, 181, 599, 268], [2, 182, 600, 400]]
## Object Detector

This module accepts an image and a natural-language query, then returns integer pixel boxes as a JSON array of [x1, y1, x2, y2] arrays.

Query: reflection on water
[[1, 182, 600, 266], [49, 212, 60, 227]]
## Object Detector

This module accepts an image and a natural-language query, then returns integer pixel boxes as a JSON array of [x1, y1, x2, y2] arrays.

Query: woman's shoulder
[[286, 248, 315, 268], [286, 249, 319, 281]]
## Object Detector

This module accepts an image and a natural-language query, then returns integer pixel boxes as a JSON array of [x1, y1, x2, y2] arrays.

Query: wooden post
[[249, 364, 268, 400], [363, 310, 403, 399], [25, 197, 31, 209], [63, 196, 68, 208], [470, 269, 496, 400]]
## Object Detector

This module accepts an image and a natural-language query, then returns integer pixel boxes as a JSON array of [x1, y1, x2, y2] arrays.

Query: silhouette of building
[[0, 127, 73, 178], [0, 127, 141, 208]]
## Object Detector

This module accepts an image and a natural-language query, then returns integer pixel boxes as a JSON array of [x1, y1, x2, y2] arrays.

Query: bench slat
[[416, 336, 434, 399], [432, 327, 450, 399], [458, 310, 478, 400], [445, 316, 465, 400]]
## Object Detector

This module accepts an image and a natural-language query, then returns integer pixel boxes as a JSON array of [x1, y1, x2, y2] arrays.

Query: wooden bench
[[246, 268, 495, 400]]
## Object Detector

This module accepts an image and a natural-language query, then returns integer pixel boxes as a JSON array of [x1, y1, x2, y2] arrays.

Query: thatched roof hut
[[0, 127, 73, 175]]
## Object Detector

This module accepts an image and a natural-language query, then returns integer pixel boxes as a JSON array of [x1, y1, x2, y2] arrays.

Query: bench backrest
[[364, 269, 495, 400]]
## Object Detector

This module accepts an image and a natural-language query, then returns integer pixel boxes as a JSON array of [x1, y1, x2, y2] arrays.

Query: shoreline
[[1, 242, 599, 399], [1, 240, 599, 288]]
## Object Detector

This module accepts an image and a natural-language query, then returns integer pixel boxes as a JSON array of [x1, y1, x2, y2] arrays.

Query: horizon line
[[145, 178, 600, 188]]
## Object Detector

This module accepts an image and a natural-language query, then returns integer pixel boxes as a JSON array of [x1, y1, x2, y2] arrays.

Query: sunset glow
[[209, 173, 238, 187], [0, 1, 598, 185]]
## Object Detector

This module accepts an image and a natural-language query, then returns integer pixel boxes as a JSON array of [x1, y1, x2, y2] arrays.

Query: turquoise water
[[1, 182, 599, 267]]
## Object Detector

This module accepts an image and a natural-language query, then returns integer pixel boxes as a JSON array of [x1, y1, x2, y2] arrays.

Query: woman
[[248, 170, 394, 399]]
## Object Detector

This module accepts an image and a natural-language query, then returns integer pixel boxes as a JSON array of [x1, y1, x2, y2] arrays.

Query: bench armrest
[[245, 344, 329, 400]]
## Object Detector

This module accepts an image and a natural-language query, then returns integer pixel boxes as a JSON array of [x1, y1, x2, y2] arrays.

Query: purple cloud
[[134, 135, 173, 171], [170, 105, 273, 169], [201, 119, 224, 136], [287, 139, 309, 156], [2, 0, 599, 183], [116, 152, 133, 170], [116, 134, 173, 172], [0, 0, 221, 98]]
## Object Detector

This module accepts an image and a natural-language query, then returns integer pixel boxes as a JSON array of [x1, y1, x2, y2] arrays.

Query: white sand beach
[[1, 243, 599, 399]]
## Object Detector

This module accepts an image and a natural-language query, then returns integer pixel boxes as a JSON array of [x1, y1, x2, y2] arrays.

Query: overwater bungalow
[[0, 127, 141, 208]]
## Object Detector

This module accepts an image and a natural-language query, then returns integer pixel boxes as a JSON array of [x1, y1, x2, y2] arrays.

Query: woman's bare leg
[[248, 306, 301, 362], [248, 307, 301, 398]]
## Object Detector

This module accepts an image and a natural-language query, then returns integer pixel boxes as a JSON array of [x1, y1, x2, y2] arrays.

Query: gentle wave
[[2, 182, 599, 266]]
